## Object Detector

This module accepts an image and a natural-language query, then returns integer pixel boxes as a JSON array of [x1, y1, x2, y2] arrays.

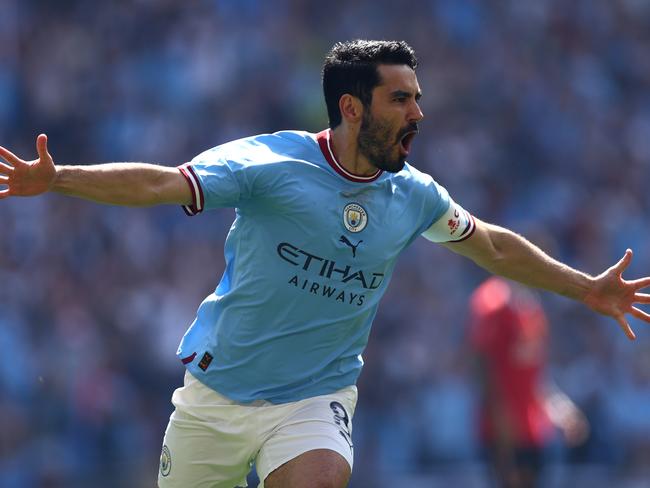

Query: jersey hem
[[183, 364, 359, 405]]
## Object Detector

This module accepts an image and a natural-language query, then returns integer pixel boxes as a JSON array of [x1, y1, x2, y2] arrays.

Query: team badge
[[343, 203, 368, 233], [160, 445, 171, 477]]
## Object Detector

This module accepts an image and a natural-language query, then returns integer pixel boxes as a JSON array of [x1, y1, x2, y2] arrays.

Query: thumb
[[612, 249, 633, 274], [36, 133, 52, 162]]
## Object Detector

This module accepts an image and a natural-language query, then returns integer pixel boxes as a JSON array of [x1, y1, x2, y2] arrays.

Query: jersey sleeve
[[177, 146, 251, 216], [421, 195, 476, 243]]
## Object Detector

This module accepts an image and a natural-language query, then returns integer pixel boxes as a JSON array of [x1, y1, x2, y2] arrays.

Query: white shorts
[[158, 371, 357, 488]]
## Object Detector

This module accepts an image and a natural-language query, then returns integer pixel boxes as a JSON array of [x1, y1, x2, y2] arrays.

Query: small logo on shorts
[[160, 445, 171, 477], [330, 401, 353, 452], [343, 203, 368, 233], [198, 352, 213, 371]]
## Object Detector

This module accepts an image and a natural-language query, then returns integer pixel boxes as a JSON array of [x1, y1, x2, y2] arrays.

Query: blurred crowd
[[1, 0, 650, 486]]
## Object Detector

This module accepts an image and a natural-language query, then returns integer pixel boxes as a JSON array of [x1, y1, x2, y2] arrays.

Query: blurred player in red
[[469, 277, 589, 488]]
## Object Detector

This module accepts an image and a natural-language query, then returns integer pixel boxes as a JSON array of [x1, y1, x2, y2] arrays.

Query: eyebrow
[[391, 89, 422, 101]]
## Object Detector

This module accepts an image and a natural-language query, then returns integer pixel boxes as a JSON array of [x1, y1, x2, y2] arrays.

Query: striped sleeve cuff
[[178, 164, 205, 216]]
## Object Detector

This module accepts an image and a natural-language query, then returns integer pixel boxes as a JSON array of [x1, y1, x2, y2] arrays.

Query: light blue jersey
[[176, 129, 475, 403]]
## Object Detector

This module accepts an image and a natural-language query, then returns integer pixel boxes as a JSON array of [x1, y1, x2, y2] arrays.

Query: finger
[[36, 133, 51, 161], [0, 189, 9, 199], [634, 292, 650, 304], [0, 161, 14, 173], [612, 249, 633, 274], [631, 306, 650, 323], [0, 175, 8, 183], [0, 145, 22, 166], [616, 315, 636, 340], [629, 276, 650, 289]]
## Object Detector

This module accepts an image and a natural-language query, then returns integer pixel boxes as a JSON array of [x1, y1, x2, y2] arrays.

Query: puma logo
[[339, 235, 363, 257]]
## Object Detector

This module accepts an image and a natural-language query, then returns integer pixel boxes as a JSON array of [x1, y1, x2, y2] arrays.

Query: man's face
[[357, 64, 423, 173]]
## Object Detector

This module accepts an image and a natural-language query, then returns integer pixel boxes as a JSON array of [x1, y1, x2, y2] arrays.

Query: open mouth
[[399, 131, 418, 155]]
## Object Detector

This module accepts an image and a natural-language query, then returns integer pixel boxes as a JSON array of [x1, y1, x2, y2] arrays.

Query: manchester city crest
[[343, 202, 368, 233], [160, 444, 171, 477]]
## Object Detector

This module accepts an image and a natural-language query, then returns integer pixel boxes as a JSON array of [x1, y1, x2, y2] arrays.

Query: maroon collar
[[316, 129, 383, 183]]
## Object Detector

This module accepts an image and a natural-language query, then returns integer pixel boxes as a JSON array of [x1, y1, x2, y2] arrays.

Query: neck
[[329, 126, 379, 177]]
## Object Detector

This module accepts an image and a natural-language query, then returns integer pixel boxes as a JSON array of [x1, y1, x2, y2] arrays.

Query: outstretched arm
[[443, 218, 650, 340], [0, 134, 192, 206]]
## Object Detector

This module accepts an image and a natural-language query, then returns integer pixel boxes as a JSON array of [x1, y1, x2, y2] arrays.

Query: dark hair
[[322, 40, 418, 128]]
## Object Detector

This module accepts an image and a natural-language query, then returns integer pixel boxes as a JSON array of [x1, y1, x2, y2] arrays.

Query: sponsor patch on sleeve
[[422, 198, 476, 243]]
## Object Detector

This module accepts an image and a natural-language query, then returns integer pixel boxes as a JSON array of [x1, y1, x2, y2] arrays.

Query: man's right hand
[[1, 134, 192, 207], [0, 134, 56, 199]]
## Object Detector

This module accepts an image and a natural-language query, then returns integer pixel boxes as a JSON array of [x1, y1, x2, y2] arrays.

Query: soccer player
[[469, 277, 589, 488], [1, 40, 648, 488]]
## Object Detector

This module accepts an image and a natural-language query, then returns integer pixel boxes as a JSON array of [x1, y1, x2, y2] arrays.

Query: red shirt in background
[[469, 277, 554, 447]]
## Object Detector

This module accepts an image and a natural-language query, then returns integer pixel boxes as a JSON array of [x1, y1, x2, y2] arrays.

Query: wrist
[[579, 275, 600, 308], [51, 165, 69, 193]]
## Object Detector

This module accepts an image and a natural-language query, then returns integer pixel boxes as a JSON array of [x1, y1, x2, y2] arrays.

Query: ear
[[338, 94, 364, 124]]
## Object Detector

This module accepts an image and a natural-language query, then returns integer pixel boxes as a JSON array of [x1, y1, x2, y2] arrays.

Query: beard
[[357, 111, 416, 173]]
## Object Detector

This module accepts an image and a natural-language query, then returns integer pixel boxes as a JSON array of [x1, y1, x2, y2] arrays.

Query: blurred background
[[1, 0, 650, 486]]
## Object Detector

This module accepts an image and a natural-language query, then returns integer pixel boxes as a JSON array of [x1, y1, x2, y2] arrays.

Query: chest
[[257, 172, 423, 265]]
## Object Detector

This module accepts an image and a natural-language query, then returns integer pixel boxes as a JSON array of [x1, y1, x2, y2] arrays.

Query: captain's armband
[[422, 199, 476, 243]]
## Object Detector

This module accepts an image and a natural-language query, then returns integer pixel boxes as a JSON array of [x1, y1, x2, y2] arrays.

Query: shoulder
[[192, 130, 319, 168], [390, 162, 447, 197], [399, 162, 435, 183], [228, 130, 317, 152]]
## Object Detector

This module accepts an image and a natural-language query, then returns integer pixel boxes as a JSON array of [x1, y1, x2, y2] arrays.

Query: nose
[[409, 101, 424, 123]]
